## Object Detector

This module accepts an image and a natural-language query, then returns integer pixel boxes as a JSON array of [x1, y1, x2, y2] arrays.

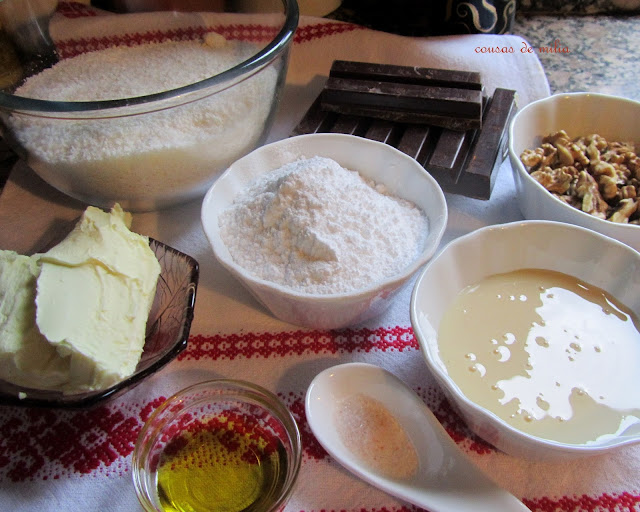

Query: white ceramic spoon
[[305, 362, 530, 512]]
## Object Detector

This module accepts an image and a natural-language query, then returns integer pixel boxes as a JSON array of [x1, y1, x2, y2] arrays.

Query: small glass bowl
[[132, 379, 302, 512]]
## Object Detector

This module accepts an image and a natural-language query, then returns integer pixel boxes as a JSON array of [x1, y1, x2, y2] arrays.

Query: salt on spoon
[[305, 362, 530, 512]]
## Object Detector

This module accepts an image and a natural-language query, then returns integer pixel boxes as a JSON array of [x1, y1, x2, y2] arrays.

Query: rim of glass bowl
[[132, 379, 303, 512], [0, 0, 299, 119]]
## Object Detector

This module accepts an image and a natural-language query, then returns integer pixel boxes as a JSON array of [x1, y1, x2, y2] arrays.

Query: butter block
[[36, 204, 161, 392], [0, 204, 161, 394], [0, 251, 68, 389]]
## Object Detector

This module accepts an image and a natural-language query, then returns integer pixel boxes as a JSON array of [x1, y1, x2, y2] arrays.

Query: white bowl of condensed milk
[[410, 220, 640, 460]]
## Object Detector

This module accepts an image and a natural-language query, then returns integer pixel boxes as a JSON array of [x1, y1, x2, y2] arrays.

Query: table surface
[[513, 13, 640, 101], [1, 8, 639, 512]]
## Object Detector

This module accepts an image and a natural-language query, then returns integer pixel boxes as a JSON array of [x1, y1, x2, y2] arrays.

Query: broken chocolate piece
[[396, 125, 433, 162], [426, 128, 477, 187], [291, 97, 336, 135], [364, 119, 403, 145], [321, 77, 484, 130], [328, 60, 483, 91], [453, 88, 517, 199], [328, 113, 368, 136], [320, 60, 484, 130], [430, 129, 467, 171]]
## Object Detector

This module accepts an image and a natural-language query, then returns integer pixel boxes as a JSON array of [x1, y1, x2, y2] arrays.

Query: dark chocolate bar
[[320, 60, 484, 130], [291, 88, 517, 200]]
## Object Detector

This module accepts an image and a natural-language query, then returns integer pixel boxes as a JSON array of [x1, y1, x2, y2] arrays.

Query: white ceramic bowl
[[202, 133, 448, 330], [410, 220, 640, 460], [509, 92, 640, 252]]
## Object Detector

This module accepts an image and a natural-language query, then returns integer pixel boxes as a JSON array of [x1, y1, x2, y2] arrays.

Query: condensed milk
[[437, 268, 640, 444]]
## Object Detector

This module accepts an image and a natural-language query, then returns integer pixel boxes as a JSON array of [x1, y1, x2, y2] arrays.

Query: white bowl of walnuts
[[508, 92, 640, 252]]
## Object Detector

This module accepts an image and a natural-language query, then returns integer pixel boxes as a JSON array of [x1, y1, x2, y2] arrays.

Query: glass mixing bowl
[[0, 0, 299, 211]]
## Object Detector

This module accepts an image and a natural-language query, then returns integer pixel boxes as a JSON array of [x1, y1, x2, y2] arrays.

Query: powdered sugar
[[219, 156, 428, 294]]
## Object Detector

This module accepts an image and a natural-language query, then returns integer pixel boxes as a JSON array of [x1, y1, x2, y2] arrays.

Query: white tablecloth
[[2, 6, 639, 512]]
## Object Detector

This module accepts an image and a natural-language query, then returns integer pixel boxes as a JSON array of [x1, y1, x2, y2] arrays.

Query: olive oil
[[156, 415, 289, 512]]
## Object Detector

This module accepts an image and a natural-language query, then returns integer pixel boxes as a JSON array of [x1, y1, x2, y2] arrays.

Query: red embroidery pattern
[[0, 329, 415, 483], [183, 327, 418, 361], [523, 493, 640, 512], [3, 327, 636, 512], [293, 22, 366, 44], [56, 22, 364, 59], [55, 2, 365, 59], [0, 397, 165, 482], [56, 25, 280, 59], [284, 391, 326, 462]]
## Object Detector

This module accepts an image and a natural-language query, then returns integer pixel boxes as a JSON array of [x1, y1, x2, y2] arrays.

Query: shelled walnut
[[520, 130, 640, 224]]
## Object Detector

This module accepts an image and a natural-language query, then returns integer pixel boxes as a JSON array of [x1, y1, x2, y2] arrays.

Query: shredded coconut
[[14, 38, 249, 101], [219, 156, 428, 294], [9, 38, 279, 207]]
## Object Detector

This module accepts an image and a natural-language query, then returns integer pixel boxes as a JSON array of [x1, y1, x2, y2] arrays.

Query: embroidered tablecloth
[[2, 3, 639, 512]]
